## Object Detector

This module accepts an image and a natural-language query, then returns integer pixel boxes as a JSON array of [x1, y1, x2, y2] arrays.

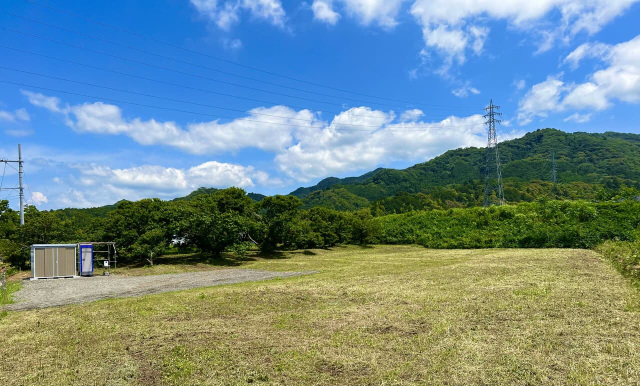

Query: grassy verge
[[1, 277, 22, 318], [1, 246, 640, 384]]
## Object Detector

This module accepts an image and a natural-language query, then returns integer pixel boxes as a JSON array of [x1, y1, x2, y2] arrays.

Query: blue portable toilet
[[79, 244, 94, 277]]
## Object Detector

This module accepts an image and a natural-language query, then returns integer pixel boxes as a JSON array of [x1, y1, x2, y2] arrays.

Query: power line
[[1, 26, 482, 112], [0, 10, 481, 112], [0, 162, 6, 192], [2, 67, 484, 129], [1, 79, 486, 132], [21, 0, 480, 109], [0, 66, 383, 128], [0, 46, 464, 122]]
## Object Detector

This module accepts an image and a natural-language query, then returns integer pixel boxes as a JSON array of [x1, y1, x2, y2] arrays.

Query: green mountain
[[291, 129, 640, 210], [50, 129, 640, 216]]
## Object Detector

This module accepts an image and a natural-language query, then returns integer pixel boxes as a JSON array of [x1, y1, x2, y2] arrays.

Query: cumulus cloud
[[518, 34, 640, 124], [275, 109, 489, 181], [517, 75, 566, 125], [410, 0, 639, 72], [190, 0, 286, 30], [312, 0, 340, 25], [81, 161, 269, 191], [22, 91, 63, 113], [27, 92, 506, 184], [563, 42, 611, 69], [30, 192, 48, 205], [25, 92, 323, 155], [340, 0, 405, 28], [399, 109, 424, 122], [33, 160, 278, 208], [0, 108, 30, 122]]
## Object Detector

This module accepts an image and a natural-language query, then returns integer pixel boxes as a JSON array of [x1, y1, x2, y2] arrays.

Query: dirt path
[[7, 269, 313, 311]]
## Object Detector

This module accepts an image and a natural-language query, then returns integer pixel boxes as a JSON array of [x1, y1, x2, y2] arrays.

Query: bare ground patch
[[7, 269, 314, 311]]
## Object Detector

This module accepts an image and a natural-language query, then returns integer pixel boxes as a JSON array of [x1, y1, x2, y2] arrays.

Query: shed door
[[58, 247, 76, 277], [44, 248, 54, 277], [34, 248, 45, 278], [81, 246, 93, 275]]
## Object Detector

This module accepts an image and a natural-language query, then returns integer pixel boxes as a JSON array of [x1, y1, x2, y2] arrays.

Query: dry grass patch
[[1, 246, 640, 385]]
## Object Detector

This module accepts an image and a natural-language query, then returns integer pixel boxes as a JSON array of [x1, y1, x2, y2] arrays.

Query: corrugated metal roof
[[31, 244, 78, 248]]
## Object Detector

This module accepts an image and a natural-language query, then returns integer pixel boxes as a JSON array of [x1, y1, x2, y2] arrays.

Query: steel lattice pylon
[[551, 151, 558, 184], [483, 100, 504, 207]]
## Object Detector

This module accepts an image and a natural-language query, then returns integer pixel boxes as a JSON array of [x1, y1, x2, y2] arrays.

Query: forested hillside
[[291, 129, 640, 211]]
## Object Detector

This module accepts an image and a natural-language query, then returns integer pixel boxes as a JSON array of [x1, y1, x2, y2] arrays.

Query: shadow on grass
[[256, 250, 289, 260], [120, 252, 257, 269]]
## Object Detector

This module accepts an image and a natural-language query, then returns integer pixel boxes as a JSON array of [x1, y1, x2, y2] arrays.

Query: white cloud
[[340, 0, 406, 28], [517, 75, 566, 125], [27, 92, 506, 185], [25, 92, 323, 155], [399, 109, 424, 122], [30, 192, 48, 205], [518, 34, 640, 124], [190, 0, 286, 30], [452, 84, 480, 98], [563, 112, 592, 123], [81, 161, 268, 191], [312, 0, 340, 25], [563, 42, 611, 69], [469, 26, 489, 55], [514, 79, 526, 90], [410, 0, 639, 72], [0, 108, 30, 122], [22, 90, 64, 113], [275, 109, 491, 181]]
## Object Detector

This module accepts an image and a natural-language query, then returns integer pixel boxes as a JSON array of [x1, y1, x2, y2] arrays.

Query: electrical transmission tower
[[551, 151, 558, 184], [0, 144, 24, 225], [483, 100, 505, 207]]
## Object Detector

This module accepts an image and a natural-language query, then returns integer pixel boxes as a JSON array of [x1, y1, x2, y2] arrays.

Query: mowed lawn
[[2, 246, 640, 385]]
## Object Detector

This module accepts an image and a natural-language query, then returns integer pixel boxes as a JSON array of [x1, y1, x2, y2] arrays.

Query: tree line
[[1, 187, 639, 268]]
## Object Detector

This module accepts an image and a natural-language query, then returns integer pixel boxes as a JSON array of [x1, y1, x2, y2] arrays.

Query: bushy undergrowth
[[377, 200, 640, 249], [596, 241, 640, 285]]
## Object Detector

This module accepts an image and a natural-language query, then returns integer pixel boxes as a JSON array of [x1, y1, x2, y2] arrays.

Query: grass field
[[1, 246, 640, 385]]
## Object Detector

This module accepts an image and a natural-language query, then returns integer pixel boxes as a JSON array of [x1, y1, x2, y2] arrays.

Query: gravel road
[[7, 269, 313, 311]]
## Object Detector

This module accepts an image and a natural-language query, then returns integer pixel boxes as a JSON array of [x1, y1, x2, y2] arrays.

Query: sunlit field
[[2, 246, 640, 385]]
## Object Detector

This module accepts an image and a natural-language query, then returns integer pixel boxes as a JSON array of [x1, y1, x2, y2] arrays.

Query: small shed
[[31, 244, 78, 279]]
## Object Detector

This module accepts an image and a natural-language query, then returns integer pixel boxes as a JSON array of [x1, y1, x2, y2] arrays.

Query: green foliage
[[293, 129, 640, 210], [377, 200, 640, 249], [301, 188, 370, 211], [258, 195, 303, 251], [596, 240, 640, 284]]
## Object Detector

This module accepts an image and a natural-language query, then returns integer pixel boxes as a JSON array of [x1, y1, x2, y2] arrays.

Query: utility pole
[[551, 151, 558, 184], [0, 144, 25, 225], [18, 144, 24, 225], [483, 100, 505, 207]]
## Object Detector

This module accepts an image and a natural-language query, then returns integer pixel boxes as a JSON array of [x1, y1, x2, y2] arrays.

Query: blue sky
[[1, 0, 639, 209]]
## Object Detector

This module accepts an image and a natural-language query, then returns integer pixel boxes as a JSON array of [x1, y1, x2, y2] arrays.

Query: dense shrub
[[596, 241, 640, 283], [377, 200, 640, 249]]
